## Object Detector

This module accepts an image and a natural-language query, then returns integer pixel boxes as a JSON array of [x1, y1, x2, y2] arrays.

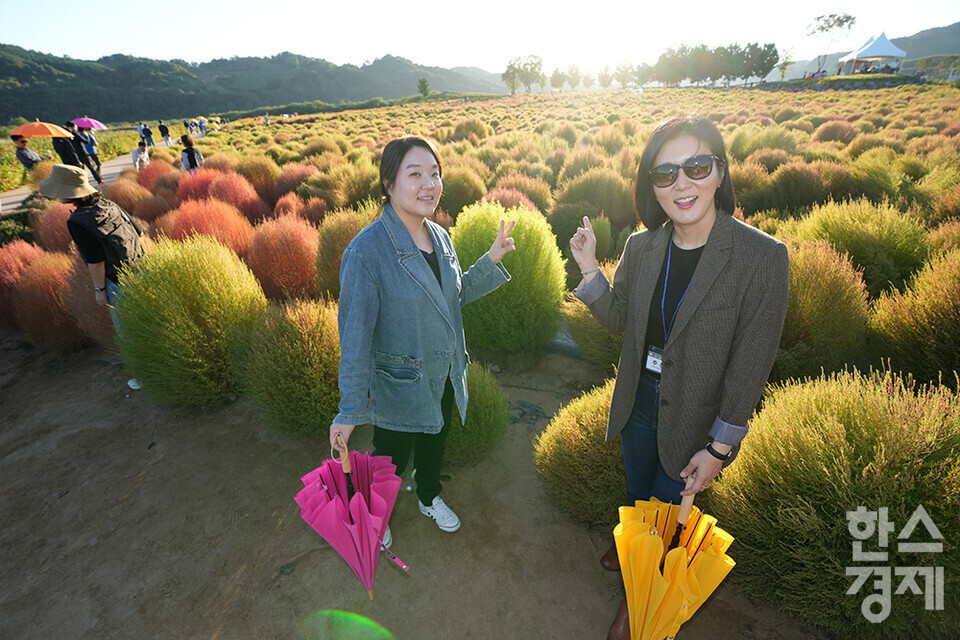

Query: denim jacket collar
[[380, 203, 455, 332]]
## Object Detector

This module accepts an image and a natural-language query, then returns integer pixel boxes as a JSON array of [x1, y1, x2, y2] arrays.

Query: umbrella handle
[[677, 476, 696, 525], [333, 434, 352, 474]]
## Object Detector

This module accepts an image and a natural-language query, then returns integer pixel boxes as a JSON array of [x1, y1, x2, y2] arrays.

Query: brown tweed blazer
[[578, 212, 789, 480]]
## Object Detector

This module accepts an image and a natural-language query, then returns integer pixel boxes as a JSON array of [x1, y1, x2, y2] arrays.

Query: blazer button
[[664, 360, 673, 367], [660, 399, 669, 407]]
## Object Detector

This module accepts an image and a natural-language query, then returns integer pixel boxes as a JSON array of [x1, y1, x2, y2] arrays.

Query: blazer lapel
[[665, 214, 733, 348]]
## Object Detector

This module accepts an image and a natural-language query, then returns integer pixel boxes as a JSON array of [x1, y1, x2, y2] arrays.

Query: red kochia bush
[[482, 187, 539, 213], [13, 252, 86, 349], [176, 168, 220, 204], [301, 197, 328, 225], [275, 163, 320, 200], [103, 179, 152, 214], [0, 240, 45, 329], [34, 202, 74, 252], [207, 173, 272, 223], [137, 162, 174, 192], [63, 251, 114, 348], [245, 216, 320, 299], [168, 199, 254, 256], [812, 120, 858, 145], [274, 192, 305, 218]]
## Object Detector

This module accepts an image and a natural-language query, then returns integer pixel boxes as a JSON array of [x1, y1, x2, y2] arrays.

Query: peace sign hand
[[489, 219, 516, 264], [569, 216, 598, 273]]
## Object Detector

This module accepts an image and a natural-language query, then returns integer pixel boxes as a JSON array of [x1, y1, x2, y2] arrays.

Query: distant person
[[158, 120, 171, 146], [39, 164, 145, 389], [263, 113, 269, 126], [53, 122, 102, 186], [142, 123, 155, 147], [11, 135, 50, 171], [77, 127, 101, 175], [132, 141, 150, 170], [138, 122, 145, 139], [180, 134, 203, 172]]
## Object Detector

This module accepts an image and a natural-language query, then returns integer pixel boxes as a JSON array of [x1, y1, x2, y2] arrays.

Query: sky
[[2, 0, 958, 75]]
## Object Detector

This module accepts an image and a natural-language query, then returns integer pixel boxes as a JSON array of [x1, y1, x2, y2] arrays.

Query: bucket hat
[[39, 164, 97, 200]]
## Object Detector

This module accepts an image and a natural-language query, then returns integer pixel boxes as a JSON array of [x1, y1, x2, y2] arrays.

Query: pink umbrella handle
[[382, 545, 410, 572]]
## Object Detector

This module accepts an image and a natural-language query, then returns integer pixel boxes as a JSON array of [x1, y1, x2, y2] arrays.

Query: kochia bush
[[116, 236, 268, 409], [167, 199, 255, 257], [241, 299, 340, 435], [245, 216, 319, 300], [33, 202, 74, 252], [13, 252, 86, 350], [314, 203, 379, 299], [0, 240, 45, 330], [533, 378, 624, 527], [443, 363, 510, 468], [707, 370, 960, 639], [870, 249, 960, 387], [451, 202, 565, 355]]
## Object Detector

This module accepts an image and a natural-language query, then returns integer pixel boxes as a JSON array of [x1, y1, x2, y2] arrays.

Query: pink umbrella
[[71, 117, 107, 130], [295, 447, 408, 599]]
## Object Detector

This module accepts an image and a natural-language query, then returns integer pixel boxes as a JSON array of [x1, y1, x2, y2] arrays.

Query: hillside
[[0, 47, 506, 123]]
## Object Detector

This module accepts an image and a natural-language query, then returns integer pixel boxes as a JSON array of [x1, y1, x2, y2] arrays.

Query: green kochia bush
[[116, 236, 269, 409], [706, 370, 960, 640], [560, 262, 622, 371], [242, 299, 340, 435], [870, 250, 960, 387], [773, 240, 869, 382], [533, 378, 624, 527], [451, 202, 565, 355], [776, 198, 930, 298], [443, 363, 510, 468]]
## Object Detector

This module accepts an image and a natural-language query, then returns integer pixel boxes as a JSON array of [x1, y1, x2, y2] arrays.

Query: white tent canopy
[[840, 33, 908, 63]]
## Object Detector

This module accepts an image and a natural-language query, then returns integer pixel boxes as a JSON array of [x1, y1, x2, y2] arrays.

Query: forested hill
[[0, 47, 506, 123]]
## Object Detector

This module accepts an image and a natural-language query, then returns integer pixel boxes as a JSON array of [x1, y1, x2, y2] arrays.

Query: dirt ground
[[0, 329, 827, 640]]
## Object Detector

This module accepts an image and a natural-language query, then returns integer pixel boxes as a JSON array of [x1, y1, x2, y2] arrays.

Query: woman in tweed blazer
[[570, 115, 789, 640]]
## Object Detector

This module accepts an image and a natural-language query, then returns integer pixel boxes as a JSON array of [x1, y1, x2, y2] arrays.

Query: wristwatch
[[94, 286, 106, 293], [705, 441, 732, 461]]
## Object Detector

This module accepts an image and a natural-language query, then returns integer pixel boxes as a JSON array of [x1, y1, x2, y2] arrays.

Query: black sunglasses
[[649, 154, 723, 188]]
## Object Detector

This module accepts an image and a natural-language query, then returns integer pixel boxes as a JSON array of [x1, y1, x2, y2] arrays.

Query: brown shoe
[[601, 543, 620, 572], [607, 596, 629, 640]]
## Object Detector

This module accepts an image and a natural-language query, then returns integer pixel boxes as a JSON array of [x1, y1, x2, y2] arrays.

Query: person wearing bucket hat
[[40, 165, 145, 389]]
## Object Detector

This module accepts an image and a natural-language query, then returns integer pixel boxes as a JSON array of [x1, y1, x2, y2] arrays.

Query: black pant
[[373, 378, 455, 506]]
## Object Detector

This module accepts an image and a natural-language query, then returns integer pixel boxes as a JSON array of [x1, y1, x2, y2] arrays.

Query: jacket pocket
[[373, 351, 421, 383]]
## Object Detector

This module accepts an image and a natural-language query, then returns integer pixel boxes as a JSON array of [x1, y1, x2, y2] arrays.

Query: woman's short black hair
[[379, 135, 442, 204], [634, 114, 736, 230], [181, 134, 194, 147]]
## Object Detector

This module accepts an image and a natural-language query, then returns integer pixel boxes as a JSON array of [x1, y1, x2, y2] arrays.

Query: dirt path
[[0, 332, 824, 640]]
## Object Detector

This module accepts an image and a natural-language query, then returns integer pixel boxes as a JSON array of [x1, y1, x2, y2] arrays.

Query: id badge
[[645, 346, 663, 374]]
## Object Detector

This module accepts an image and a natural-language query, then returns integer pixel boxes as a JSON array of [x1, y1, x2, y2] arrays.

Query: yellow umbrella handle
[[332, 433, 352, 474]]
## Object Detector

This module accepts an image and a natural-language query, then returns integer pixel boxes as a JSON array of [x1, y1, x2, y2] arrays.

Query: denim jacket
[[334, 204, 511, 433]]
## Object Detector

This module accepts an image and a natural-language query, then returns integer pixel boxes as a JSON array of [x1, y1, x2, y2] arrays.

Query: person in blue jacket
[[329, 135, 516, 547]]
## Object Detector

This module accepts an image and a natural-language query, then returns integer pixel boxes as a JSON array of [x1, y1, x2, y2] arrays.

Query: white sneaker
[[127, 378, 141, 390], [418, 496, 461, 532], [381, 524, 392, 549]]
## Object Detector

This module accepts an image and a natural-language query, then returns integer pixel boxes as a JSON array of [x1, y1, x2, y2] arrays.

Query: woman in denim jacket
[[330, 136, 516, 545]]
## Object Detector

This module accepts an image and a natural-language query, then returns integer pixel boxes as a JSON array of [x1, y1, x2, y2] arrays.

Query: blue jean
[[620, 374, 686, 506]]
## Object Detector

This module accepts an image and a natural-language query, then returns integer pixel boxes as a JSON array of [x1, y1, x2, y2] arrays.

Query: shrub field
[[4, 84, 959, 639]]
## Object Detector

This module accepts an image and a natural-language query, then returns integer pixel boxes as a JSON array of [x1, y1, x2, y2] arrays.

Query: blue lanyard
[[661, 230, 691, 343]]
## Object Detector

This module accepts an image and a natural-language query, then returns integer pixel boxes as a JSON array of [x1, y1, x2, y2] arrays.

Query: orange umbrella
[[10, 121, 72, 138]]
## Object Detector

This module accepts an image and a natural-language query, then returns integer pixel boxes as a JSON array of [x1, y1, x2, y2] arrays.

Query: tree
[[550, 67, 568, 91], [749, 43, 779, 82], [501, 62, 521, 95], [655, 47, 688, 86], [778, 49, 795, 81], [688, 45, 712, 86], [597, 65, 613, 89], [519, 55, 543, 93], [633, 63, 654, 87], [808, 13, 856, 74], [566, 64, 581, 91], [615, 61, 634, 88], [582, 71, 595, 89], [417, 77, 430, 98]]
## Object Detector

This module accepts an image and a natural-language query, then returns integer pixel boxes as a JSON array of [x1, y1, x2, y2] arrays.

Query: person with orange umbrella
[[10, 135, 51, 170], [9, 120, 68, 170]]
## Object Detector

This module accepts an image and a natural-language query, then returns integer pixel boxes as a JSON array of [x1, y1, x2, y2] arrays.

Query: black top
[[644, 241, 705, 354], [421, 249, 441, 286]]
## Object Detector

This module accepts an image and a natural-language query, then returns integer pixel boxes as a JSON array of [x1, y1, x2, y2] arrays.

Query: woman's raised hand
[[488, 219, 516, 264], [569, 216, 598, 273]]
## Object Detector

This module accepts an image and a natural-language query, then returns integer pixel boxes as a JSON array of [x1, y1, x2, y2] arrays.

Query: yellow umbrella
[[613, 487, 736, 640]]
